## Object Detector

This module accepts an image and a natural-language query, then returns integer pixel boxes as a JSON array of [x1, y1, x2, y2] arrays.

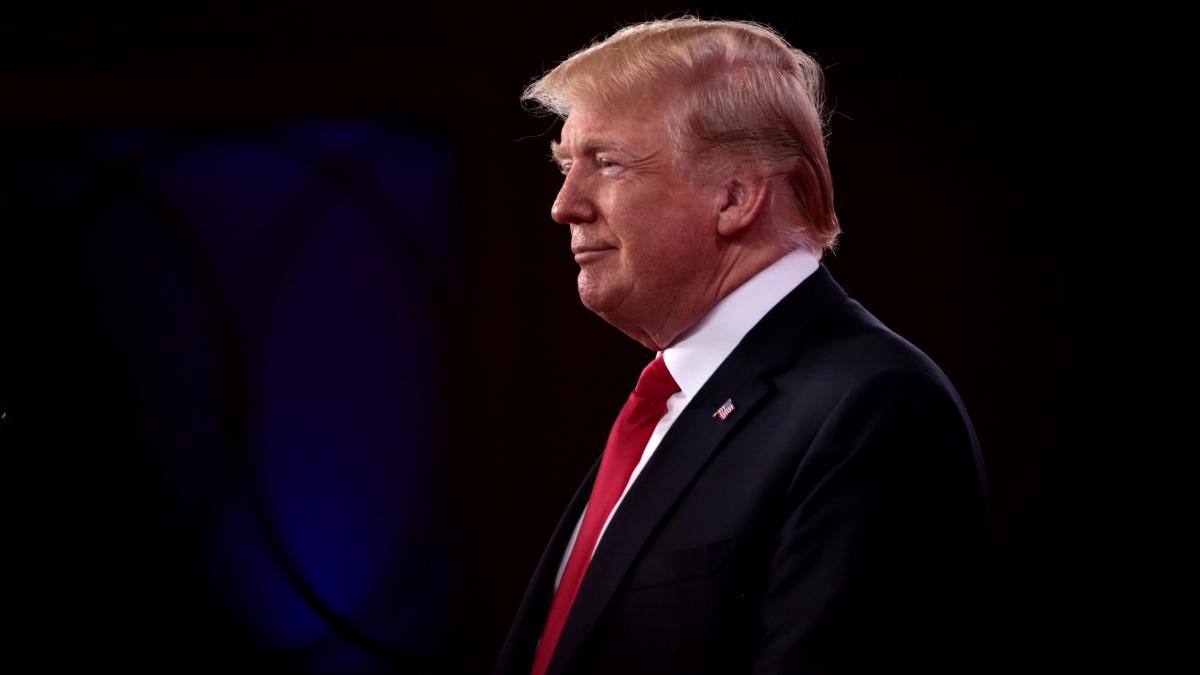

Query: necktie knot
[[633, 354, 680, 402]]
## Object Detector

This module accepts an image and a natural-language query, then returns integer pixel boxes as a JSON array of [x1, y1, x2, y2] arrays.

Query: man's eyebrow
[[549, 138, 627, 164]]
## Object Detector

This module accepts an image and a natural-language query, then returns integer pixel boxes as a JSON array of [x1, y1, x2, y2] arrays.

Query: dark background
[[1, 3, 1141, 673]]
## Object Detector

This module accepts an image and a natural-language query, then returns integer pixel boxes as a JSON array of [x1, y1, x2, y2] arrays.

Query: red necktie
[[529, 353, 680, 675]]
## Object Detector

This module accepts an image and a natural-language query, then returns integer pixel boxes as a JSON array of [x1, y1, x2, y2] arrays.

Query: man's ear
[[715, 175, 771, 238]]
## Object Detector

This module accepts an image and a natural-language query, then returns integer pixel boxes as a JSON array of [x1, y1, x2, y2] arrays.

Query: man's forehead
[[551, 102, 667, 158]]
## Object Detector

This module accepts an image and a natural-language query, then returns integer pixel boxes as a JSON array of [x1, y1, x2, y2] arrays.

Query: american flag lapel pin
[[712, 398, 736, 421]]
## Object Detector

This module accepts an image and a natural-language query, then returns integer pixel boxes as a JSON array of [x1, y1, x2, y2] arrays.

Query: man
[[496, 17, 990, 675]]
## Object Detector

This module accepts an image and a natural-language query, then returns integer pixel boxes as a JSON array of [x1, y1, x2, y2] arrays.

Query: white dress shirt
[[554, 247, 821, 591]]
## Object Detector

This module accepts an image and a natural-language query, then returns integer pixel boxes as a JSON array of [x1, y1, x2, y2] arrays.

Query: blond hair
[[523, 16, 840, 257]]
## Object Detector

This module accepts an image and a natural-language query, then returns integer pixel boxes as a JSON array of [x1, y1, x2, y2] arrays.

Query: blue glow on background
[[22, 119, 454, 671]]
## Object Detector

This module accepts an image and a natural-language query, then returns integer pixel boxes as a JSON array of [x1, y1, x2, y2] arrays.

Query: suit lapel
[[494, 454, 601, 675], [545, 263, 848, 675]]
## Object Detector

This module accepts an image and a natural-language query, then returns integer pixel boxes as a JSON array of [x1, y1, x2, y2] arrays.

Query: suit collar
[[544, 262, 849, 675]]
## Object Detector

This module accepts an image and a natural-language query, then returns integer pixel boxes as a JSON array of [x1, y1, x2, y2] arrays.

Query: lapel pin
[[712, 398, 736, 421]]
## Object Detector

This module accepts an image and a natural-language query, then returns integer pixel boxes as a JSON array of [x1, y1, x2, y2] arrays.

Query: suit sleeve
[[750, 368, 991, 674]]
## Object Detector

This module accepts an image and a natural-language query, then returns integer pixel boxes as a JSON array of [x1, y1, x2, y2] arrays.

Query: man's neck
[[612, 243, 795, 351]]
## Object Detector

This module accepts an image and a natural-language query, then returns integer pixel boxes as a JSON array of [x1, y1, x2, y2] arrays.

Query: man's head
[[525, 17, 840, 349]]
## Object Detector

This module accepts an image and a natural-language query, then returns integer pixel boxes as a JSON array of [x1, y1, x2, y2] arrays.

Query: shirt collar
[[659, 248, 821, 399]]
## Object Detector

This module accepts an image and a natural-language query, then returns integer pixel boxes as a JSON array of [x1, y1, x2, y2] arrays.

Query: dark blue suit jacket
[[495, 263, 991, 674]]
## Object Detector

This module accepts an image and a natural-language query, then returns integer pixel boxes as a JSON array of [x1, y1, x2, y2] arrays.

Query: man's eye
[[558, 164, 571, 175], [597, 158, 619, 170]]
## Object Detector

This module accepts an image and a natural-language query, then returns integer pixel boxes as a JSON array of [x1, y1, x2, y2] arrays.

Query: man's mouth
[[572, 246, 616, 264]]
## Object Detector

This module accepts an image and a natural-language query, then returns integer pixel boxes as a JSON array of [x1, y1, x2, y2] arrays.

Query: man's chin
[[575, 279, 661, 349], [576, 285, 608, 315], [577, 275, 618, 314]]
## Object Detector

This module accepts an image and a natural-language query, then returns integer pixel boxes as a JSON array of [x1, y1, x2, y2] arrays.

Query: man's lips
[[572, 246, 616, 264]]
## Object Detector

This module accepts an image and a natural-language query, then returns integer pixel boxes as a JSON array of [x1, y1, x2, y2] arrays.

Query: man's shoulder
[[762, 295, 984, 472], [771, 295, 966, 406]]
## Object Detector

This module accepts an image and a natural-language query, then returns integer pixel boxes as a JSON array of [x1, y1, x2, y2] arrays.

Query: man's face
[[550, 94, 722, 336]]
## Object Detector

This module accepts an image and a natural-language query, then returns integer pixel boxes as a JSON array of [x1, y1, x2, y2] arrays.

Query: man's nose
[[551, 173, 596, 225]]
